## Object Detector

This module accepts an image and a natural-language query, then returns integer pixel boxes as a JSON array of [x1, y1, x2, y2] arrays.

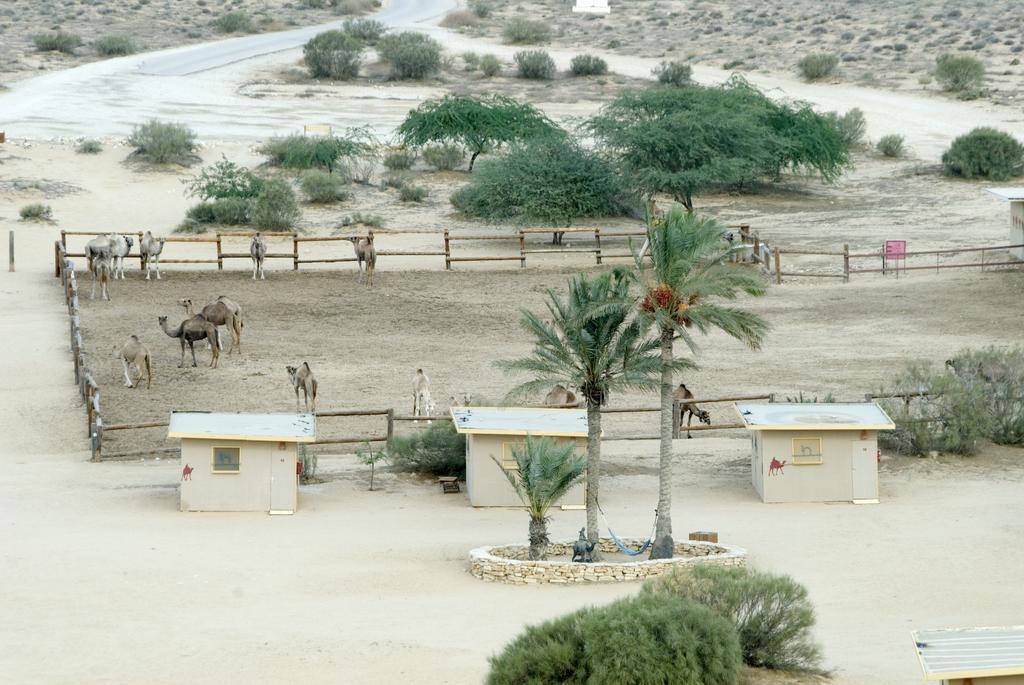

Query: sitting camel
[[544, 384, 579, 407], [108, 233, 134, 279], [348, 232, 376, 286], [140, 231, 166, 280], [287, 363, 317, 413], [158, 315, 220, 368], [118, 335, 152, 389], [412, 368, 435, 421], [250, 233, 267, 280], [179, 297, 242, 354], [673, 383, 711, 438], [90, 253, 112, 301]]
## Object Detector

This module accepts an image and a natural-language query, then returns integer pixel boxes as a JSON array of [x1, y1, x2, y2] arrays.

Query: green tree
[[634, 207, 768, 558], [398, 94, 561, 170], [499, 270, 662, 553], [498, 436, 587, 561], [587, 80, 848, 210]]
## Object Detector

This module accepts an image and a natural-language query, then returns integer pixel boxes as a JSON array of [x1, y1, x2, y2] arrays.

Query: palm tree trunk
[[528, 516, 549, 561], [650, 326, 675, 559], [585, 401, 602, 561]]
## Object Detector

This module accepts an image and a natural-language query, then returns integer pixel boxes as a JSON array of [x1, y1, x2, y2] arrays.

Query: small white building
[[573, 0, 611, 15], [736, 402, 894, 504], [913, 626, 1024, 684], [451, 407, 587, 508], [169, 412, 315, 514], [986, 188, 1024, 260]]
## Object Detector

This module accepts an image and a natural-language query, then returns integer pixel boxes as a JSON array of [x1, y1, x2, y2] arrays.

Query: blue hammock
[[599, 506, 658, 556]]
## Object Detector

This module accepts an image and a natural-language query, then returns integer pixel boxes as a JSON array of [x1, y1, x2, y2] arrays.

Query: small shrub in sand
[[514, 50, 555, 80], [876, 134, 906, 158], [251, 178, 300, 231], [330, 0, 376, 14], [210, 197, 251, 225], [377, 32, 442, 80], [76, 139, 103, 154], [381, 172, 410, 190], [341, 18, 385, 44], [654, 60, 692, 86], [569, 54, 608, 76], [301, 170, 351, 202], [502, 17, 551, 44], [388, 421, 465, 477], [382, 148, 417, 170], [339, 212, 384, 229], [798, 53, 839, 80], [184, 158, 264, 201], [33, 31, 82, 54], [20, 204, 53, 221], [259, 130, 375, 173], [213, 11, 253, 34], [94, 34, 135, 56], [468, 0, 494, 18], [941, 127, 1024, 181], [304, 30, 364, 80], [399, 184, 428, 202], [935, 54, 985, 92], [826, 107, 867, 148], [479, 54, 501, 77], [127, 120, 197, 164], [441, 11, 480, 29], [422, 143, 465, 171]]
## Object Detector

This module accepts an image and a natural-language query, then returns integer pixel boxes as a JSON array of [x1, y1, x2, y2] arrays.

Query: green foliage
[[19, 204, 53, 221], [877, 134, 906, 158], [76, 139, 103, 154], [339, 212, 385, 228], [798, 53, 839, 80], [399, 184, 428, 202], [184, 202, 217, 225], [422, 143, 465, 171], [487, 593, 743, 685], [468, 0, 493, 18], [935, 54, 985, 92], [514, 50, 555, 80], [950, 347, 1024, 445], [213, 10, 253, 33], [33, 31, 82, 53], [381, 172, 410, 189], [301, 0, 327, 7], [342, 17, 385, 43], [251, 178, 300, 231], [300, 170, 351, 202], [94, 34, 135, 56], [587, 81, 850, 210], [259, 129, 375, 172], [210, 197, 251, 225], [382, 148, 417, 170], [184, 158, 263, 201], [479, 54, 501, 77], [127, 120, 197, 164], [826, 107, 867, 148], [646, 565, 823, 672], [399, 94, 560, 170], [569, 54, 607, 76], [784, 392, 837, 403], [377, 32, 442, 80], [304, 30, 364, 79], [502, 17, 552, 44], [654, 60, 692, 86], [461, 51, 480, 71], [388, 421, 466, 478], [941, 127, 1024, 181], [356, 442, 387, 491], [441, 10, 481, 29]]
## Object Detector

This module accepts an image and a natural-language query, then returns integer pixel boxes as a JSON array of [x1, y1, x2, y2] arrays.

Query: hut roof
[[912, 626, 1024, 681], [734, 402, 895, 431], [450, 407, 588, 437], [167, 412, 316, 443]]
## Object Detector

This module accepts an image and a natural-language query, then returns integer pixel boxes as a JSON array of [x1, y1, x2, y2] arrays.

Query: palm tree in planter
[[499, 435, 588, 560], [634, 206, 769, 559], [499, 269, 661, 556]]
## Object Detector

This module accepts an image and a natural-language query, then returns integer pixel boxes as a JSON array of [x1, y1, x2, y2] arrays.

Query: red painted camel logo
[[768, 458, 786, 476], [181, 463, 194, 481]]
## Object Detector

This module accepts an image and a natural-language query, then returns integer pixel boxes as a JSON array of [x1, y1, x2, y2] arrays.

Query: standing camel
[[158, 315, 220, 368], [118, 335, 152, 388], [543, 384, 579, 407], [412, 369, 435, 421], [140, 231, 166, 280], [90, 253, 112, 301], [179, 298, 242, 353], [84, 234, 111, 273], [348, 232, 376, 286], [250, 233, 267, 280], [108, 233, 134, 279], [286, 363, 317, 413], [673, 383, 711, 438]]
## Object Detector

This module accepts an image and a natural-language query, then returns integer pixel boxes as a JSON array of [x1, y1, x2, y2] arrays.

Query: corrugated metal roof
[[167, 412, 316, 442], [734, 402, 895, 431], [913, 626, 1024, 681], [987, 187, 1024, 201], [450, 407, 588, 437]]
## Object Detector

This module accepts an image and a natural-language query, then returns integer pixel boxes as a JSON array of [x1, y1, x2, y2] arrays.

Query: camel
[[250, 233, 267, 280], [118, 335, 152, 388], [543, 384, 579, 407], [140, 231, 166, 280], [158, 315, 220, 368], [412, 368, 435, 421], [348, 232, 376, 286], [90, 253, 112, 301], [84, 234, 112, 273], [673, 383, 711, 438], [286, 363, 317, 413], [108, 233, 134, 279], [179, 297, 242, 354], [449, 393, 474, 408], [945, 357, 1009, 383]]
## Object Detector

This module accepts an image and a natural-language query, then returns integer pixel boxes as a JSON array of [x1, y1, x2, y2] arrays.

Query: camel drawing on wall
[[182, 464, 194, 481], [768, 458, 786, 476]]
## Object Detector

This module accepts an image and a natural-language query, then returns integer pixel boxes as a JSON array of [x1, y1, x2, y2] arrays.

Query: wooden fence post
[[518, 231, 526, 268], [774, 249, 782, 285], [8, 230, 13, 272], [216, 234, 223, 271], [293, 234, 299, 271], [443, 230, 451, 270], [137, 232, 145, 271], [54, 240, 61, 278], [594, 227, 603, 265], [60, 230, 67, 250], [386, 409, 394, 445], [843, 244, 850, 283]]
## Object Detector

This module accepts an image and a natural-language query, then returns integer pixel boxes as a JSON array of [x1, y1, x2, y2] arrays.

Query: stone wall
[[469, 539, 747, 584]]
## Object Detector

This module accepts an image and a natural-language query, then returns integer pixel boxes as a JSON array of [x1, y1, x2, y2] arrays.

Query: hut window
[[212, 446, 241, 473], [500, 442, 523, 471], [791, 437, 823, 465]]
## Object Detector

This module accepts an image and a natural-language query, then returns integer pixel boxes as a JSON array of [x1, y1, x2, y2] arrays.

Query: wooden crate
[[688, 531, 718, 543]]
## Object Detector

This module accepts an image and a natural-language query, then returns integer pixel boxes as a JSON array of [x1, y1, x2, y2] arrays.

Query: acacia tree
[[587, 79, 849, 210], [633, 207, 768, 559], [398, 94, 561, 170]]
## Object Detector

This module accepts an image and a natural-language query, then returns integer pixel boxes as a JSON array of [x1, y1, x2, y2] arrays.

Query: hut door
[[850, 440, 877, 502], [269, 449, 297, 514]]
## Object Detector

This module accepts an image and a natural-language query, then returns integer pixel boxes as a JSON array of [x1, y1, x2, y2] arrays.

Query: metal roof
[[987, 188, 1024, 201], [450, 407, 588, 437], [167, 412, 316, 443], [913, 626, 1024, 681], [734, 402, 895, 431]]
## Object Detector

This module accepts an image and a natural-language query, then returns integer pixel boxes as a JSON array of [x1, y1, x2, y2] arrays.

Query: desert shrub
[[798, 53, 839, 80], [468, 0, 493, 18], [877, 134, 906, 158], [399, 184, 428, 202], [185, 202, 217, 225], [421, 143, 465, 171], [935, 54, 985, 92], [259, 130, 375, 172], [945, 347, 1024, 445], [646, 566, 823, 672], [826, 107, 867, 148], [383, 148, 417, 170], [94, 34, 135, 56], [461, 52, 480, 71], [301, 0, 327, 7], [127, 120, 197, 164], [514, 50, 555, 80], [388, 420, 466, 478], [381, 172, 410, 189], [339, 212, 384, 228], [502, 17, 551, 44], [330, 0, 375, 13], [341, 17, 385, 43], [654, 60, 692, 86], [304, 30, 364, 80], [377, 32, 442, 80], [487, 593, 742, 685], [33, 31, 82, 54], [213, 11, 253, 33], [941, 127, 1024, 180], [251, 178, 300, 231], [441, 10, 480, 29], [479, 54, 501, 77], [76, 139, 103, 154], [210, 197, 251, 225], [300, 170, 350, 202], [19, 204, 53, 221], [569, 54, 607, 76], [184, 158, 263, 200]]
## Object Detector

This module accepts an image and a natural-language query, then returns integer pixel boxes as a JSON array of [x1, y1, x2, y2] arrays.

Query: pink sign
[[884, 240, 907, 258]]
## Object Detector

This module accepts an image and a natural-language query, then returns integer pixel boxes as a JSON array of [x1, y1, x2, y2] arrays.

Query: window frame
[[791, 437, 823, 465], [211, 445, 242, 474], [500, 441, 524, 471]]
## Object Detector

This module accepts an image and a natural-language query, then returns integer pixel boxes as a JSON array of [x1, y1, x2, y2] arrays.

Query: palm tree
[[499, 269, 661, 554], [634, 205, 769, 559], [498, 435, 588, 560]]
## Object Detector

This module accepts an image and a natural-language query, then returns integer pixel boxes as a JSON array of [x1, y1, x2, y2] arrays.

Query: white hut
[[986, 188, 1024, 260], [913, 626, 1024, 684]]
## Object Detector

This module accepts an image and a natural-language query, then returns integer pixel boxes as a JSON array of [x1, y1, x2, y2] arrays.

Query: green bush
[[502, 17, 551, 44], [383, 148, 417, 170], [877, 134, 906, 158], [127, 120, 197, 164], [301, 0, 327, 7], [827, 107, 867, 148], [213, 10, 253, 33], [76, 139, 103, 154], [646, 565, 823, 672], [377, 32, 442, 80], [514, 50, 555, 80], [339, 212, 384, 228], [185, 202, 217, 224], [487, 593, 742, 685], [331, 0, 375, 13], [945, 347, 1024, 445], [935, 54, 985, 92], [342, 17, 385, 43], [19, 204, 53, 221], [184, 158, 264, 201], [798, 53, 839, 80], [210, 196, 251, 225], [654, 60, 692, 86], [300, 170, 350, 202], [259, 130, 375, 172], [251, 178, 301, 231], [941, 127, 1024, 180], [479, 54, 501, 77], [422, 143, 465, 171], [441, 10, 481, 29], [304, 30, 364, 80], [461, 51, 480, 71], [381, 172, 409, 189], [468, 0, 493, 18], [388, 421, 466, 478], [399, 184, 428, 202], [94, 34, 135, 56], [569, 54, 607, 76], [33, 31, 82, 54]]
